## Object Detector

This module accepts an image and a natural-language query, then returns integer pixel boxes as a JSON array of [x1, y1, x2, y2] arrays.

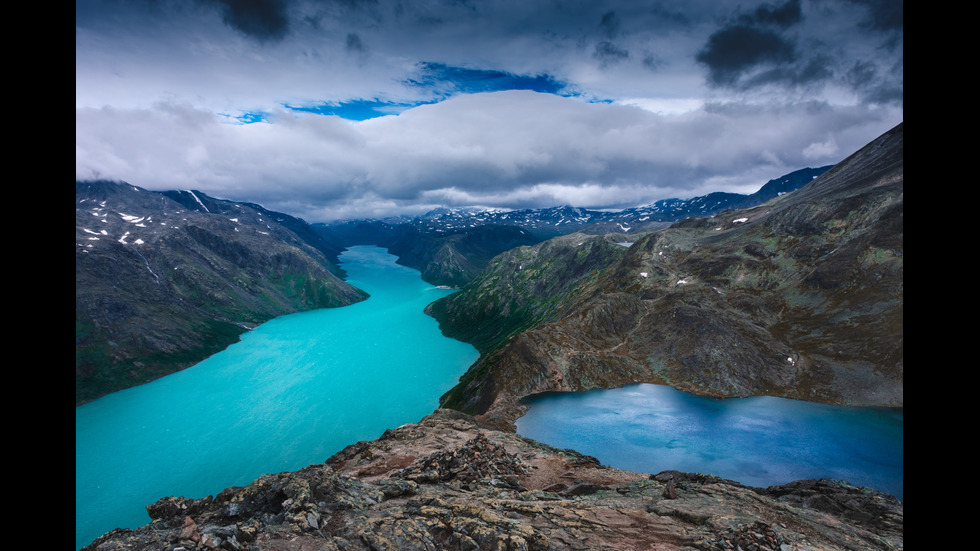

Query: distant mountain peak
[[374, 166, 834, 239]]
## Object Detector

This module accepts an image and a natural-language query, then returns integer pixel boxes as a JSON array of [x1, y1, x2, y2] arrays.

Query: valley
[[76, 124, 902, 550], [76, 163, 832, 404]]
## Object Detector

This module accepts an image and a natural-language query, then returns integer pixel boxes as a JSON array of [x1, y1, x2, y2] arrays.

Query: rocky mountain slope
[[76, 181, 367, 405], [431, 123, 903, 427], [83, 408, 903, 551], [426, 234, 630, 356]]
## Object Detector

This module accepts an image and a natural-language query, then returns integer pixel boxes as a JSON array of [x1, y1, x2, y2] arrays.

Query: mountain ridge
[[431, 123, 903, 428], [77, 126, 903, 550], [314, 165, 832, 287], [75, 181, 368, 404], [323, 165, 831, 236]]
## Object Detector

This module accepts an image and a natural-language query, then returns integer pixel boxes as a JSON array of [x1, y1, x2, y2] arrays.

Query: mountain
[[403, 166, 830, 238], [78, 129, 902, 549], [75, 181, 368, 405], [160, 190, 351, 272], [431, 124, 903, 427], [425, 233, 630, 355], [580, 165, 833, 235], [83, 408, 903, 551], [313, 165, 831, 287]]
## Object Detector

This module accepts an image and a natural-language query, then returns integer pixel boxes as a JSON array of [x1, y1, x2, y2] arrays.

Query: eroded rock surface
[[83, 409, 902, 551]]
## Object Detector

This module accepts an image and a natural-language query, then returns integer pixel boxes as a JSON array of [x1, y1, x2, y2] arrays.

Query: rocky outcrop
[[76, 181, 368, 404], [432, 124, 903, 427], [82, 409, 903, 551]]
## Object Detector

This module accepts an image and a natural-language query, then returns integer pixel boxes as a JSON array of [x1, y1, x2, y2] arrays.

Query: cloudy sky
[[76, 0, 902, 222]]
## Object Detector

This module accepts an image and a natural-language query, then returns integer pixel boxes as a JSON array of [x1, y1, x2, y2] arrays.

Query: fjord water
[[75, 246, 479, 550], [516, 384, 903, 500]]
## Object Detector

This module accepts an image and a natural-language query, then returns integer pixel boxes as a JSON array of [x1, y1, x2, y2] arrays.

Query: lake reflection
[[515, 384, 902, 499]]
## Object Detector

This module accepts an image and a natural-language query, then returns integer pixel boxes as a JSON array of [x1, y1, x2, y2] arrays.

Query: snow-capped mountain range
[[349, 166, 832, 237]]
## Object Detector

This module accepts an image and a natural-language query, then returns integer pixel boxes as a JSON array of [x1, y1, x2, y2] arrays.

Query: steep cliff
[[76, 181, 368, 404], [432, 124, 903, 426]]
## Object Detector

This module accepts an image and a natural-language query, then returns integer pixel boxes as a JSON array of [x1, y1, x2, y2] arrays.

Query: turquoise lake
[[75, 246, 480, 550], [76, 245, 903, 549], [516, 384, 903, 500]]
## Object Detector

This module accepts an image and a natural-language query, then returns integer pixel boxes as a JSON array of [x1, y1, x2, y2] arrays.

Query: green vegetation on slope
[[75, 181, 368, 404]]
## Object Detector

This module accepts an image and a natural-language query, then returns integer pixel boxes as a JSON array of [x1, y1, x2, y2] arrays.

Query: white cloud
[[75, 0, 903, 221], [803, 136, 840, 159], [76, 89, 901, 221]]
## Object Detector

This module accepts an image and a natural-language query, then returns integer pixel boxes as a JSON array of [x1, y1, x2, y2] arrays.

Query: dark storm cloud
[[841, 0, 903, 100], [697, 25, 797, 86], [646, 4, 691, 27], [791, 55, 833, 84], [848, 0, 903, 32], [845, 0, 903, 53], [845, 58, 903, 104], [737, 54, 832, 89], [594, 41, 631, 68], [599, 11, 621, 38], [76, 0, 903, 221], [739, 0, 803, 28], [642, 54, 666, 71], [695, 0, 901, 105], [695, 0, 805, 87], [207, 0, 290, 42], [846, 60, 877, 89], [345, 32, 365, 53]]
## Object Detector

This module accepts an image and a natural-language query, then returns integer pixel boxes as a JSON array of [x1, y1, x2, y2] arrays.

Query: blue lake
[[76, 245, 903, 549], [75, 246, 480, 550], [516, 384, 903, 500]]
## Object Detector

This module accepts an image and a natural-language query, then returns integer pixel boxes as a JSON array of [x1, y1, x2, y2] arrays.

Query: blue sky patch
[[286, 99, 427, 121], [285, 63, 572, 121], [405, 62, 568, 98], [230, 111, 269, 124]]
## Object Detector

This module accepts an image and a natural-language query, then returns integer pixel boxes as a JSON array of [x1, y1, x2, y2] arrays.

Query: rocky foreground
[[83, 409, 902, 551]]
